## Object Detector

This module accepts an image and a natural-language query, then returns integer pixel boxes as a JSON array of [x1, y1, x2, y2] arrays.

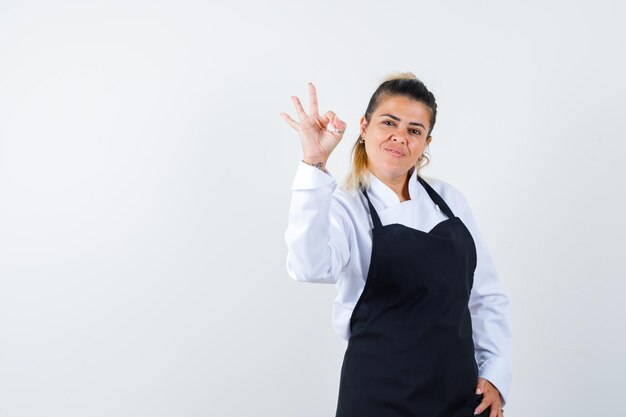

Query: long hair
[[342, 72, 438, 192]]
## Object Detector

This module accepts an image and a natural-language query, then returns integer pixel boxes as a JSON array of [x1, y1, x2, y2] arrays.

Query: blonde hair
[[341, 72, 437, 193]]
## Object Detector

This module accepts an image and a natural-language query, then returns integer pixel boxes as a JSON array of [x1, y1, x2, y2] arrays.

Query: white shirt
[[284, 161, 513, 407]]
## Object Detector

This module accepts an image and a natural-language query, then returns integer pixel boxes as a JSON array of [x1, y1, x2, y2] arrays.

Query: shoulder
[[332, 185, 374, 230], [332, 185, 367, 214], [419, 175, 469, 214]]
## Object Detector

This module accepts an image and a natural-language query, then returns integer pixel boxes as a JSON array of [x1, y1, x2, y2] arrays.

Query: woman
[[281, 73, 512, 417]]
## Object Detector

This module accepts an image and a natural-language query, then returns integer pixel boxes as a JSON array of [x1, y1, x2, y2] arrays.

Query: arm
[[284, 161, 352, 284], [461, 200, 513, 407]]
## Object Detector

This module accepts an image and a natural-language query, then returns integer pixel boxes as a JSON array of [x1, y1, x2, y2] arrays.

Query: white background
[[1, 1, 624, 416]]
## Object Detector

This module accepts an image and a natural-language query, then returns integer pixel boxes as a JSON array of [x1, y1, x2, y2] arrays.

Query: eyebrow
[[379, 113, 426, 129]]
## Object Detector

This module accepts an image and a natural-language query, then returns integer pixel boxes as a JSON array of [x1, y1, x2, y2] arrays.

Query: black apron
[[335, 174, 491, 417]]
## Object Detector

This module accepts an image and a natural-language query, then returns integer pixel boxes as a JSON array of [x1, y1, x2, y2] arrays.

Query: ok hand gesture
[[280, 82, 347, 166]]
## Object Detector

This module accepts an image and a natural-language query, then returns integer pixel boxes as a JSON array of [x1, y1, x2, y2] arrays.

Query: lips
[[384, 147, 405, 157]]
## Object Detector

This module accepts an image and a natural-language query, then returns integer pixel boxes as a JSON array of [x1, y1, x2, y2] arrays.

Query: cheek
[[410, 143, 424, 153]]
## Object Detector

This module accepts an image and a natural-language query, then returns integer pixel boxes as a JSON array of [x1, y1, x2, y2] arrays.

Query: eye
[[383, 120, 395, 126], [411, 129, 422, 135]]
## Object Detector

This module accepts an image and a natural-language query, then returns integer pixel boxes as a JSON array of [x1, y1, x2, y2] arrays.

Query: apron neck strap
[[416, 175, 456, 219], [361, 175, 457, 230], [361, 188, 383, 229]]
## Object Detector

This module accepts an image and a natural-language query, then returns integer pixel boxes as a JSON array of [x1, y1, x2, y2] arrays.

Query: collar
[[367, 167, 420, 210]]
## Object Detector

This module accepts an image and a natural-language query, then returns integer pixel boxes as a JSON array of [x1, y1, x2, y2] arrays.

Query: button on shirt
[[284, 161, 513, 406]]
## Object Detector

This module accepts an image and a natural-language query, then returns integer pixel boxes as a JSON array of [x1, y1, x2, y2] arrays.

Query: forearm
[[284, 161, 350, 284]]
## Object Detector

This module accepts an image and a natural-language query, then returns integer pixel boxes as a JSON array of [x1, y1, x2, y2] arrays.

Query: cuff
[[478, 357, 512, 408], [291, 160, 336, 191]]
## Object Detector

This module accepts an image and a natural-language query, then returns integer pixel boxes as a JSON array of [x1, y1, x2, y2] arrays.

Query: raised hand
[[280, 82, 347, 165]]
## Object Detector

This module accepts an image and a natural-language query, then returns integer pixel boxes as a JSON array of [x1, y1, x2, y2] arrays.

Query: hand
[[280, 82, 347, 164], [474, 377, 504, 417]]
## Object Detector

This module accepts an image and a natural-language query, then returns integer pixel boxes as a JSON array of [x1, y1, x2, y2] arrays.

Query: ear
[[425, 136, 433, 146], [359, 115, 368, 136]]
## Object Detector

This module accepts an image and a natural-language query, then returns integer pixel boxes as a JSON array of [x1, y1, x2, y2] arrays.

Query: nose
[[392, 134, 406, 144]]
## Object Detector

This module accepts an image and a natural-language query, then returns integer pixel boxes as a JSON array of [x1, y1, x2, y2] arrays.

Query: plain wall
[[1, 0, 624, 416]]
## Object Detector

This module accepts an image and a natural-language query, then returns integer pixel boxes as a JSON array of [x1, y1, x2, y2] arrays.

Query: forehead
[[373, 95, 431, 123]]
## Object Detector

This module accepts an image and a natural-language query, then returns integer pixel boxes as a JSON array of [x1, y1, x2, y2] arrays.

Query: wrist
[[301, 159, 327, 172]]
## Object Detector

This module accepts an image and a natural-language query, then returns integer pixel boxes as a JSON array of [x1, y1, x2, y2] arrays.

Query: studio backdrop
[[0, 1, 624, 416]]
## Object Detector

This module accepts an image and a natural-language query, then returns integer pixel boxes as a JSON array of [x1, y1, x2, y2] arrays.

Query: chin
[[379, 165, 411, 179]]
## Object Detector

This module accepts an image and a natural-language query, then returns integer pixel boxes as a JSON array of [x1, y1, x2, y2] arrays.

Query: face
[[360, 95, 433, 181]]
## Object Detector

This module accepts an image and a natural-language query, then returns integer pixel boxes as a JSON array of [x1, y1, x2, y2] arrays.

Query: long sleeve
[[460, 200, 513, 407], [284, 161, 352, 284]]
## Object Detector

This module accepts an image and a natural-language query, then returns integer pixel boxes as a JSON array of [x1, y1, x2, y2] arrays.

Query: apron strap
[[361, 174, 456, 229], [361, 188, 383, 229], [416, 175, 456, 219]]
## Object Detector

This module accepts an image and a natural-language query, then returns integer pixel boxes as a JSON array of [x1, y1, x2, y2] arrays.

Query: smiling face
[[360, 94, 433, 182]]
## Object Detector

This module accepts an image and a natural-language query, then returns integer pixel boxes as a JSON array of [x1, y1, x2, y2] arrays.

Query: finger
[[308, 82, 319, 116], [291, 96, 308, 121], [473, 398, 492, 416], [321, 111, 336, 128], [279, 112, 299, 131], [322, 111, 347, 138], [475, 378, 487, 394], [481, 397, 501, 417], [498, 408, 504, 417], [331, 114, 347, 131], [321, 111, 346, 131]]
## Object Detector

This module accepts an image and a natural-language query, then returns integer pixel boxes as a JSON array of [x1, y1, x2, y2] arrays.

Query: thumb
[[475, 378, 486, 395], [332, 115, 347, 131]]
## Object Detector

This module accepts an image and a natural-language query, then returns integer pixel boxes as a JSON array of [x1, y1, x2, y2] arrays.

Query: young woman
[[281, 73, 512, 417]]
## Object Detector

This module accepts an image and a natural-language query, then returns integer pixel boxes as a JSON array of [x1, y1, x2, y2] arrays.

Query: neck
[[370, 167, 411, 202]]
